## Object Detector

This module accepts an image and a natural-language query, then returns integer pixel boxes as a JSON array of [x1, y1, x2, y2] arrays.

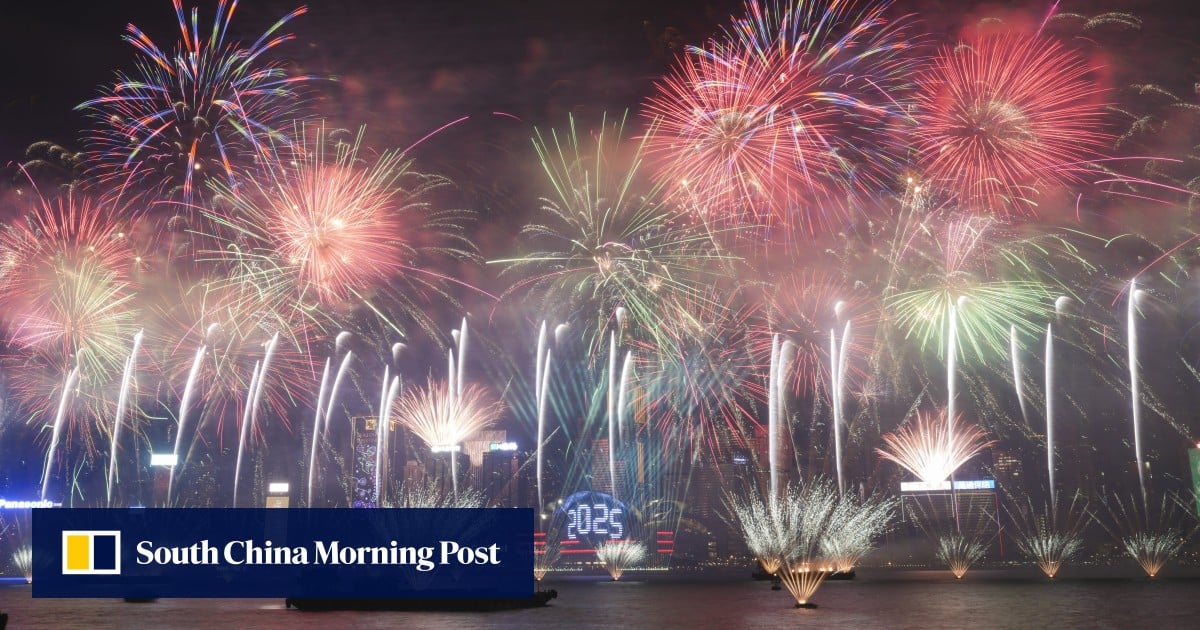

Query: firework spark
[[1102, 493, 1190, 578], [495, 114, 734, 353], [887, 215, 1060, 361], [383, 478, 485, 509], [914, 31, 1109, 216], [76, 0, 315, 202], [1009, 494, 1091, 578], [820, 492, 896, 573], [391, 378, 503, 452], [935, 533, 987, 579], [644, 0, 916, 233], [210, 124, 475, 337], [595, 540, 647, 581], [876, 409, 994, 484]]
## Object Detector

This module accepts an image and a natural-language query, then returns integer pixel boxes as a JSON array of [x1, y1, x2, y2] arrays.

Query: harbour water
[[4, 567, 1200, 629]]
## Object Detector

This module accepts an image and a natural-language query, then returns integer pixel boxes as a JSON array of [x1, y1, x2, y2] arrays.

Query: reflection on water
[[3, 568, 1200, 629]]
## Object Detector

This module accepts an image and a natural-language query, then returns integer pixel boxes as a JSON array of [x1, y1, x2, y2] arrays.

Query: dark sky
[[3, 0, 1199, 159], [4, 0, 1200, 280]]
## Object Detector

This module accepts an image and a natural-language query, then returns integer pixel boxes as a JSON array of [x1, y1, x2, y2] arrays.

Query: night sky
[[4, 0, 1200, 160], [2, 0, 1200, 505]]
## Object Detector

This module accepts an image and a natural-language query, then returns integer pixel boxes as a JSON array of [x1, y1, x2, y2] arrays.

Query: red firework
[[645, 46, 805, 227], [913, 32, 1110, 217]]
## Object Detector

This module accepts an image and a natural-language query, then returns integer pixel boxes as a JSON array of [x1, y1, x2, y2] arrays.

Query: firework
[[935, 533, 987, 579], [76, 0, 315, 202], [913, 31, 1109, 216], [727, 486, 797, 575], [594, 540, 647, 581], [391, 378, 503, 452], [12, 545, 33, 584], [750, 269, 877, 401], [886, 215, 1059, 362], [209, 124, 474, 337], [644, 0, 916, 233], [383, 478, 485, 509], [1008, 493, 1091, 578], [0, 193, 140, 455], [729, 478, 861, 606], [0, 192, 137, 374], [776, 480, 837, 607], [633, 290, 762, 465], [495, 114, 734, 353], [876, 409, 994, 484], [149, 280, 316, 440], [819, 492, 896, 573], [1101, 493, 1191, 578]]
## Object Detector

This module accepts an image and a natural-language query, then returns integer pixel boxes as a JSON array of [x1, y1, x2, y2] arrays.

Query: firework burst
[[147, 280, 316, 441], [749, 269, 877, 400], [935, 532, 987, 579], [0, 193, 140, 453], [1008, 493, 1091, 578], [913, 31, 1109, 216], [1101, 492, 1191, 578], [876, 408, 994, 484], [383, 478, 485, 509], [209, 124, 475, 336], [77, 0, 315, 202], [644, 0, 916, 233], [819, 492, 895, 573], [496, 114, 734, 352], [634, 290, 762, 463], [391, 379, 504, 451], [887, 214, 1060, 361], [12, 545, 33, 584]]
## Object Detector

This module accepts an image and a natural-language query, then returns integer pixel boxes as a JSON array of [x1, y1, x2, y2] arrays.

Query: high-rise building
[[481, 447, 520, 506]]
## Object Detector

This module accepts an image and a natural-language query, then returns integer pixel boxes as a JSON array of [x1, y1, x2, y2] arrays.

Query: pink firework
[[212, 124, 471, 312], [0, 192, 138, 367], [0, 193, 140, 450], [913, 32, 1109, 216], [644, 0, 916, 234]]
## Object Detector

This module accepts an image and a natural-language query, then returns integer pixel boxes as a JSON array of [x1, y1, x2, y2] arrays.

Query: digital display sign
[[555, 491, 632, 544], [899, 479, 996, 492]]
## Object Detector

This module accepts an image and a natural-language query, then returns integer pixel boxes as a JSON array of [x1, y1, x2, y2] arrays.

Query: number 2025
[[566, 504, 624, 539]]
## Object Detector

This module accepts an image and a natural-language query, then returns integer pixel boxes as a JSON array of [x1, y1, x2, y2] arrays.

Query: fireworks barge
[[752, 569, 855, 581], [285, 589, 557, 611]]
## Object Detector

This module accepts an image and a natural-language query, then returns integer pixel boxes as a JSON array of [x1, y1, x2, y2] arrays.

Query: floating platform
[[753, 569, 855, 581], [285, 589, 557, 612]]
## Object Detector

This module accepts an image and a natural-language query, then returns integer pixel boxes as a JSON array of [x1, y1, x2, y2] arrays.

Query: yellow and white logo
[[62, 530, 121, 575]]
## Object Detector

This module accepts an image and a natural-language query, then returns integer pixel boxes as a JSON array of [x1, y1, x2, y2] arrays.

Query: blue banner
[[32, 508, 533, 598]]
